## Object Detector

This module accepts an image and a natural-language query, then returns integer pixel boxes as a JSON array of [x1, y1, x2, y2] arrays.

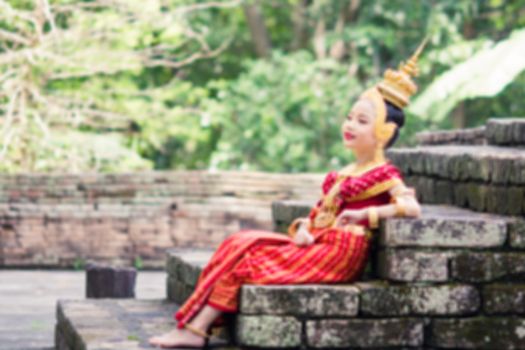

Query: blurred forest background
[[1, 0, 524, 173]]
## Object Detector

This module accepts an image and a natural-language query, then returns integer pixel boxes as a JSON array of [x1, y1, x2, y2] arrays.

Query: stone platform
[[164, 251, 525, 349], [55, 200, 525, 349], [54, 120, 525, 350], [55, 299, 236, 350], [160, 203, 525, 349]]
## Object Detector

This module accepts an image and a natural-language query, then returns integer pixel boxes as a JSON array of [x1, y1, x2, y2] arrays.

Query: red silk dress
[[174, 161, 403, 329]]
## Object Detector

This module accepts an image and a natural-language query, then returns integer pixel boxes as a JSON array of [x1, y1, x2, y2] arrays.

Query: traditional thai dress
[[174, 161, 403, 329]]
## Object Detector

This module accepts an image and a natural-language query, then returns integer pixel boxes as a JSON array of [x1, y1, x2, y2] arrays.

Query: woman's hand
[[293, 223, 315, 247], [333, 208, 367, 228], [389, 183, 422, 218]]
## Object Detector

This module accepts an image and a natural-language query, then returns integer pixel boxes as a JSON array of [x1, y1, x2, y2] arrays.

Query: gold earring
[[374, 142, 385, 162]]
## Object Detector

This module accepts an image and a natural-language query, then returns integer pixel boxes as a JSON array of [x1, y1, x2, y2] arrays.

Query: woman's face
[[341, 98, 377, 152]]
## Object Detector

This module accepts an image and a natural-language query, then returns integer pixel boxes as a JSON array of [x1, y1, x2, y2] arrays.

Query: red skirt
[[174, 227, 372, 329]]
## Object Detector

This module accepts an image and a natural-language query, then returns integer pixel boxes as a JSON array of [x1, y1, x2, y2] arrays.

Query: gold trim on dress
[[312, 167, 403, 228], [343, 178, 403, 203], [367, 206, 379, 229]]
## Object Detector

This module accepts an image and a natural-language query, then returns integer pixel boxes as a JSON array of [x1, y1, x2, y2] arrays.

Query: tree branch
[[0, 28, 32, 46]]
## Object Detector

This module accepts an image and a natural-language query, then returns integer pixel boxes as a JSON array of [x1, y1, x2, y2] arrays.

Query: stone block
[[509, 217, 525, 248], [240, 284, 359, 317], [407, 176, 436, 203], [272, 223, 289, 234], [235, 315, 301, 348], [306, 318, 424, 348], [271, 199, 313, 228], [85, 263, 136, 298], [165, 249, 213, 302], [166, 276, 195, 305], [453, 182, 469, 207], [390, 144, 525, 186], [376, 248, 456, 282], [360, 283, 479, 316], [451, 251, 525, 282], [429, 316, 525, 349], [434, 179, 455, 204], [483, 283, 525, 314], [415, 126, 486, 146], [465, 182, 489, 212], [485, 185, 525, 216], [511, 157, 525, 185], [486, 118, 525, 146], [165, 248, 212, 282], [379, 205, 508, 248]]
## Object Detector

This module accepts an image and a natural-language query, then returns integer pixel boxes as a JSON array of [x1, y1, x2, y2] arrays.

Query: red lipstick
[[344, 132, 355, 140]]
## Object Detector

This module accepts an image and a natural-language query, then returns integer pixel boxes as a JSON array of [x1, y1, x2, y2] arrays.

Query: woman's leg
[[148, 304, 222, 347], [149, 233, 249, 347]]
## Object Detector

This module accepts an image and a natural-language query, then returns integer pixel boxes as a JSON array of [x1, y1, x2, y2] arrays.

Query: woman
[[149, 40, 426, 349]]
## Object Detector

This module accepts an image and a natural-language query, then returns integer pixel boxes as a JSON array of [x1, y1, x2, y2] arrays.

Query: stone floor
[[0, 269, 166, 350], [56, 298, 234, 350]]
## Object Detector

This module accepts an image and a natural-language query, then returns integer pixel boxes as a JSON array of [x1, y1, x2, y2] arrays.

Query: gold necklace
[[311, 151, 386, 229]]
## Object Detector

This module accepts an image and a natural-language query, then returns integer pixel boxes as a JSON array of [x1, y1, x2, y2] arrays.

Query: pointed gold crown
[[377, 37, 428, 109]]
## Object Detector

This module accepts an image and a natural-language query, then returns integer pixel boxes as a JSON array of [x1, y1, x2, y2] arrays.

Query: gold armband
[[367, 206, 379, 229], [391, 185, 417, 198], [394, 197, 407, 217]]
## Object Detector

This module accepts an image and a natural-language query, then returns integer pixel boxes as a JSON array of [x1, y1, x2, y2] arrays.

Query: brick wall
[[0, 170, 324, 268]]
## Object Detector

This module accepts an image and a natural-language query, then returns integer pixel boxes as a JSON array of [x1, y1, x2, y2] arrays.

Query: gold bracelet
[[287, 217, 307, 238], [394, 197, 406, 217], [368, 206, 379, 229]]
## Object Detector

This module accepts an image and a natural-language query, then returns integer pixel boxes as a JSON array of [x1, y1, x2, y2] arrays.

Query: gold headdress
[[358, 37, 428, 158], [377, 37, 428, 109]]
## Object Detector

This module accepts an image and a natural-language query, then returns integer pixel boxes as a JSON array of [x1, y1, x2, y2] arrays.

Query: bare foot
[[148, 327, 206, 348]]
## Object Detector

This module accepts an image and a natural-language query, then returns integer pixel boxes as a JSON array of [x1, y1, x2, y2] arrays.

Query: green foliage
[[1, 0, 524, 173], [207, 51, 361, 172], [127, 334, 140, 341], [73, 257, 86, 271], [133, 256, 143, 270], [410, 28, 525, 123]]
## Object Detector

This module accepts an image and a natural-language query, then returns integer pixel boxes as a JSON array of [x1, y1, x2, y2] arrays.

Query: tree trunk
[[243, 1, 272, 58], [451, 102, 466, 129], [313, 17, 326, 59], [453, 19, 476, 128], [291, 0, 309, 51], [329, 0, 361, 61]]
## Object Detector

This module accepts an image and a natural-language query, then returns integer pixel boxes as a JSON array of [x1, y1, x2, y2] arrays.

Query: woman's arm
[[368, 182, 422, 227], [387, 181, 422, 218], [333, 182, 422, 229]]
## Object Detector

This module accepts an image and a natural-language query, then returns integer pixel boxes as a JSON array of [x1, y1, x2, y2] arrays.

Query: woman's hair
[[383, 99, 405, 148]]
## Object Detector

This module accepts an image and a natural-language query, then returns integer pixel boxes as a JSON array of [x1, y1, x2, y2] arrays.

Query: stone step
[[272, 202, 514, 248], [54, 296, 525, 350], [166, 249, 481, 318], [166, 248, 214, 305], [413, 118, 525, 147], [240, 282, 479, 317], [486, 117, 525, 146], [415, 125, 486, 146], [387, 144, 525, 215], [379, 204, 511, 247], [164, 248, 525, 348], [55, 299, 236, 350], [167, 204, 522, 287], [387, 144, 525, 186]]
